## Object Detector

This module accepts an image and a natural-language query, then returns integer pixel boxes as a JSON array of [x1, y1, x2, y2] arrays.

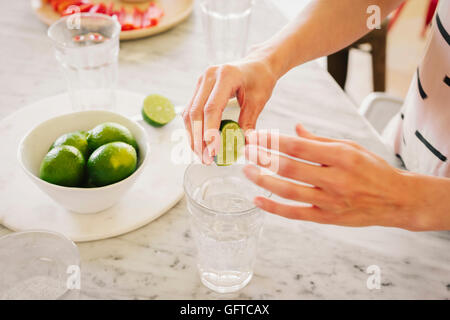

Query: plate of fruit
[[32, 0, 194, 40]]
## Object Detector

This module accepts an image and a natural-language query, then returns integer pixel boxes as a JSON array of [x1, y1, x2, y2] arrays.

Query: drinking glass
[[0, 230, 80, 300], [200, 0, 254, 65], [184, 163, 269, 293], [48, 13, 121, 111]]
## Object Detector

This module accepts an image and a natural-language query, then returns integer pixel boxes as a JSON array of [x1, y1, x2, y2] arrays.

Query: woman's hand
[[243, 124, 450, 231], [183, 56, 277, 164]]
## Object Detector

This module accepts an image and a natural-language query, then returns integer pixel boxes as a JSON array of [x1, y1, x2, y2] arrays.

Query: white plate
[[0, 91, 187, 242], [32, 0, 194, 40]]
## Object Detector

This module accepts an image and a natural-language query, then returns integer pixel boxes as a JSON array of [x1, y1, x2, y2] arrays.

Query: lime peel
[[142, 94, 176, 127], [214, 120, 245, 166]]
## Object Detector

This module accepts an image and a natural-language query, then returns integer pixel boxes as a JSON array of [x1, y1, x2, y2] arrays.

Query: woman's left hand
[[243, 124, 435, 231]]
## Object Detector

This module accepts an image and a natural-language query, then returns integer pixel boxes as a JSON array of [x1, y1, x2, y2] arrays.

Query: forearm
[[249, 0, 404, 79], [400, 171, 450, 231]]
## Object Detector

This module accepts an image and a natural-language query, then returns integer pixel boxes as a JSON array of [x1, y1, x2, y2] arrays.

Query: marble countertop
[[0, 0, 449, 299]]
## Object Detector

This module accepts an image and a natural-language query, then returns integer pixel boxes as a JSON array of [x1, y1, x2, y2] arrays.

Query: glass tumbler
[[48, 13, 121, 111], [200, 0, 254, 65], [0, 230, 80, 300], [184, 163, 269, 293]]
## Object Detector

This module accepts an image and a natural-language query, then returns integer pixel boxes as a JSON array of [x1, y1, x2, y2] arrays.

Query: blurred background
[[275, 0, 431, 106], [0, 0, 434, 117]]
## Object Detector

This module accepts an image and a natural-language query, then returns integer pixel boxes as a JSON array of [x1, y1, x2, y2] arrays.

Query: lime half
[[142, 94, 176, 127], [214, 120, 245, 166]]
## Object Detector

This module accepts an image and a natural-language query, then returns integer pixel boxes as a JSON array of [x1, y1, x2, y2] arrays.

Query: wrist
[[394, 171, 425, 230], [396, 171, 450, 231], [245, 41, 288, 81]]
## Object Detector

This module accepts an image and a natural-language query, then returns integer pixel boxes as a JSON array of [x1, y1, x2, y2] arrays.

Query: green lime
[[39, 145, 85, 187], [87, 141, 137, 187], [51, 131, 89, 159], [87, 122, 138, 153], [142, 94, 176, 127], [214, 120, 245, 166]]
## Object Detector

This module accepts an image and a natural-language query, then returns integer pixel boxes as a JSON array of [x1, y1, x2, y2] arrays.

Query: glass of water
[[48, 13, 120, 111], [184, 163, 269, 293], [0, 230, 80, 300], [200, 0, 254, 65]]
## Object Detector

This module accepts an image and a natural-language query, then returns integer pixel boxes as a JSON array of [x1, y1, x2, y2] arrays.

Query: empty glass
[[0, 230, 80, 300], [48, 13, 121, 111], [184, 163, 269, 293], [200, 0, 254, 65]]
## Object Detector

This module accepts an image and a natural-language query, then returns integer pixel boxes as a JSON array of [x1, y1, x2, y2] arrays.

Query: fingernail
[[203, 148, 213, 165], [245, 130, 257, 144], [243, 165, 258, 179], [206, 143, 215, 158], [254, 197, 263, 207], [296, 123, 305, 134], [206, 153, 214, 165], [244, 145, 257, 161]]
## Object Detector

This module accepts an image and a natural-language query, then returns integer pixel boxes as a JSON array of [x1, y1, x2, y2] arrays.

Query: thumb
[[238, 106, 259, 132], [236, 90, 258, 131]]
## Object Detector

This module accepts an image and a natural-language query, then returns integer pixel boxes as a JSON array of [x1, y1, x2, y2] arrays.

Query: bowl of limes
[[17, 110, 149, 214]]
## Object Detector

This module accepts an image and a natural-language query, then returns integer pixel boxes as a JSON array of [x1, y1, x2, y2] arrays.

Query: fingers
[[183, 77, 201, 151], [295, 123, 335, 143], [255, 196, 385, 227], [204, 76, 237, 157], [243, 165, 328, 205], [185, 70, 218, 163], [247, 130, 340, 166], [245, 145, 328, 188], [238, 98, 260, 132], [295, 123, 364, 151], [254, 194, 383, 226], [192, 77, 216, 162], [184, 65, 244, 163], [253, 197, 334, 223]]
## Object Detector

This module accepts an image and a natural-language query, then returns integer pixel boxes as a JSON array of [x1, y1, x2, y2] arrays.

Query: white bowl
[[17, 110, 149, 214]]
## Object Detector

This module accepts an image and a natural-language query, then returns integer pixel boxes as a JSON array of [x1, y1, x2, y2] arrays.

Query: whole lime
[[87, 141, 137, 187], [87, 122, 138, 153], [51, 131, 89, 159], [39, 145, 85, 187]]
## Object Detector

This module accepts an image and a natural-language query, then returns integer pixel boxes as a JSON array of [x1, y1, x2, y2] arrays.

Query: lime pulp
[[142, 94, 176, 127], [214, 120, 245, 166]]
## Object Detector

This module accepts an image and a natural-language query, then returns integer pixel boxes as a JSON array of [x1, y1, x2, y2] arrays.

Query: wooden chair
[[327, 19, 388, 92]]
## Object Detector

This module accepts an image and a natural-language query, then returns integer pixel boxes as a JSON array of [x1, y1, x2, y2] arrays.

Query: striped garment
[[383, 0, 450, 177]]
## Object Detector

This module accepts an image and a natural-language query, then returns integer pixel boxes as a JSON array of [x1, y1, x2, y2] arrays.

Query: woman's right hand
[[182, 56, 278, 164]]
